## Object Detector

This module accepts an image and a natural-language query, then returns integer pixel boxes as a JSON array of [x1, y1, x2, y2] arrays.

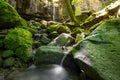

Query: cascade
[[52, 0, 59, 21], [60, 46, 69, 66]]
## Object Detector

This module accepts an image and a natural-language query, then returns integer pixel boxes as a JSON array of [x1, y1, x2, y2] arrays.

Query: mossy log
[[81, 0, 120, 30]]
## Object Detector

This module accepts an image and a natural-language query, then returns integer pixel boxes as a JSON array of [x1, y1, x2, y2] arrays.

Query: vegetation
[[4, 28, 32, 62], [0, 0, 28, 29]]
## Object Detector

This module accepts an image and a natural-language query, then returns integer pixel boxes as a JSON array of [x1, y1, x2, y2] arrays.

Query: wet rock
[[49, 33, 75, 46], [33, 41, 41, 49], [35, 46, 63, 66], [48, 31, 59, 39], [3, 57, 15, 67], [40, 36, 51, 45], [0, 1, 27, 29], [2, 50, 14, 58], [71, 18, 120, 80]]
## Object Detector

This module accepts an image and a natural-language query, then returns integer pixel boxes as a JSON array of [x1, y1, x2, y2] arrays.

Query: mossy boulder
[[49, 33, 75, 46], [47, 24, 71, 34], [3, 57, 15, 67], [0, 1, 27, 29], [35, 46, 63, 66], [4, 28, 32, 62], [2, 50, 14, 58], [71, 18, 120, 80]]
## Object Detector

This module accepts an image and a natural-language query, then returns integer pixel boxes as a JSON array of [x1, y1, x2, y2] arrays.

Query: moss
[[72, 18, 120, 80], [15, 47, 32, 62], [2, 50, 14, 58], [0, 1, 28, 29], [35, 46, 63, 65], [4, 28, 32, 62], [3, 57, 15, 67], [47, 24, 59, 33], [0, 39, 4, 48]]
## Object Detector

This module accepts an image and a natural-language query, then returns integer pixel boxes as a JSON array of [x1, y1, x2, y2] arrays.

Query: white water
[[52, 1, 58, 21], [60, 46, 69, 66]]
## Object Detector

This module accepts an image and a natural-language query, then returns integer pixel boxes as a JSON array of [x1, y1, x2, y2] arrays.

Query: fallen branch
[[80, 0, 120, 30]]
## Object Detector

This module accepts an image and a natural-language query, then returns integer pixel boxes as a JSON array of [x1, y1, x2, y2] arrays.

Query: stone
[[4, 28, 32, 62], [33, 41, 41, 49], [71, 18, 120, 80], [49, 33, 75, 46], [0, 56, 3, 67], [35, 46, 63, 66], [40, 35, 51, 45], [0, 1, 27, 29], [2, 50, 14, 58], [3, 57, 15, 67]]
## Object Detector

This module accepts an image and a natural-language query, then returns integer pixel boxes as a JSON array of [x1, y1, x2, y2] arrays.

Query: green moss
[[4, 28, 32, 50], [15, 47, 32, 62], [0, 1, 28, 29], [3, 57, 15, 67], [35, 46, 63, 65], [0, 39, 4, 48], [47, 24, 71, 34], [4, 28, 32, 62], [72, 18, 120, 80], [2, 50, 14, 58], [47, 24, 59, 33]]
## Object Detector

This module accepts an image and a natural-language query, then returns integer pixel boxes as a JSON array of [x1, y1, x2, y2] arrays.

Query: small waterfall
[[60, 46, 69, 66], [52, 0, 59, 21]]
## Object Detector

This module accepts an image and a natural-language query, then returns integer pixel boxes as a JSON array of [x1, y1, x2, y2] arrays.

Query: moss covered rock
[[35, 46, 63, 66], [4, 28, 32, 62], [2, 50, 14, 58], [71, 18, 120, 80], [47, 24, 71, 34], [3, 57, 15, 67], [0, 1, 27, 29]]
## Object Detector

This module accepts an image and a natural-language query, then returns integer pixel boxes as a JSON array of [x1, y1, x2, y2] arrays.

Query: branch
[[81, 0, 120, 30]]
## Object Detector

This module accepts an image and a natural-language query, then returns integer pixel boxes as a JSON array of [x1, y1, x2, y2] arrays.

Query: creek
[[10, 47, 74, 80]]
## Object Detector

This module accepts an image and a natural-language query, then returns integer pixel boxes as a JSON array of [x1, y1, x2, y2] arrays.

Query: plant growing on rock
[[4, 28, 33, 62]]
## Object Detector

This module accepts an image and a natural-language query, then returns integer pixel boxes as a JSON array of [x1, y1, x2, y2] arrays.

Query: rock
[[0, 39, 4, 48], [33, 41, 41, 49], [35, 46, 63, 66], [4, 28, 32, 62], [48, 31, 59, 39], [3, 57, 15, 67], [2, 50, 14, 58], [47, 24, 71, 34], [15, 47, 32, 62], [57, 25, 71, 34], [49, 33, 75, 46], [0, 1, 27, 29], [40, 35, 51, 44], [71, 18, 120, 80], [47, 24, 59, 33], [0, 56, 3, 67]]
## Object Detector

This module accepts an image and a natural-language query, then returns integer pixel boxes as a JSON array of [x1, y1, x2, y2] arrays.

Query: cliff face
[[5, 0, 116, 21], [5, 0, 52, 21]]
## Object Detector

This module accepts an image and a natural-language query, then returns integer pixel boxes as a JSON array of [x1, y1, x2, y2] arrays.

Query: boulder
[[71, 18, 120, 80], [3, 57, 15, 67], [0, 1, 27, 29], [2, 50, 14, 58], [4, 28, 32, 62], [35, 46, 63, 66], [49, 33, 75, 46]]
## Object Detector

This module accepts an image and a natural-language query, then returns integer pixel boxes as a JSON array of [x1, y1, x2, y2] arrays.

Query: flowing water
[[11, 65, 72, 80]]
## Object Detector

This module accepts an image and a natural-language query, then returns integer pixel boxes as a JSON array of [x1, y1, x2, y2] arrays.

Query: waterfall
[[52, 0, 59, 21], [60, 46, 69, 66]]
